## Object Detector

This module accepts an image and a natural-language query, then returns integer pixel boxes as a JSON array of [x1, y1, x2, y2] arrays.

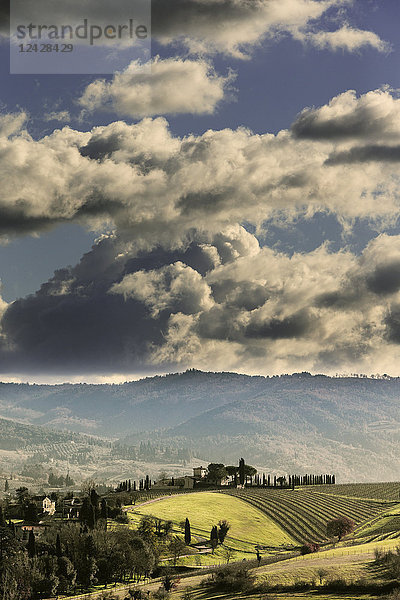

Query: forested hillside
[[2, 371, 400, 481]]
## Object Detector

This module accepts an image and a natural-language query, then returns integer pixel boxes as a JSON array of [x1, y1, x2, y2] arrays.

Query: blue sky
[[1, 0, 400, 380]]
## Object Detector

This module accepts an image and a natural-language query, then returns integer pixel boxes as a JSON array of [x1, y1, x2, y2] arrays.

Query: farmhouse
[[193, 466, 207, 479], [42, 496, 56, 516]]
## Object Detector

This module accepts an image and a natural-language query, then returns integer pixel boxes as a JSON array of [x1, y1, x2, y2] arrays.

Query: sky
[[1, 0, 400, 382]]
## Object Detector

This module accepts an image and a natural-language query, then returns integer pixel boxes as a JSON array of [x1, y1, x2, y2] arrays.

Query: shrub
[[300, 542, 319, 555], [323, 577, 349, 591], [204, 564, 255, 593]]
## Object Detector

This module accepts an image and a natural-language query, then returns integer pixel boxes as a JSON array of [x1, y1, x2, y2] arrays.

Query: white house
[[42, 497, 56, 516]]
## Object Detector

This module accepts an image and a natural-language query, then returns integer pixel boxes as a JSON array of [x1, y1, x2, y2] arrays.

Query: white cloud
[[149, 235, 400, 375], [299, 25, 390, 53], [79, 58, 234, 118], [2, 88, 400, 246], [44, 111, 71, 123], [110, 261, 214, 316]]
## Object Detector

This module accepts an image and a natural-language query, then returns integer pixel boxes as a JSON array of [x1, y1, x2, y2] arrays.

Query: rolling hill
[[2, 370, 400, 480]]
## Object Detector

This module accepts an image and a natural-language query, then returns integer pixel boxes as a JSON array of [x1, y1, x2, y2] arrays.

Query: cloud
[[3, 227, 400, 377], [292, 88, 400, 141], [3, 89, 400, 244], [110, 261, 214, 316], [300, 25, 390, 53], [151, 0, 388, 57], [44, 111, 71, 123], [3, 0, 387, 58], [325, 145, 400, 165], [79, 58, 234, 118]]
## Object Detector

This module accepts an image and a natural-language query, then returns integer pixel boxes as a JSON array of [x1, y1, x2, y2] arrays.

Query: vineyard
[[307, 482, 400, 501], [225, 488, 395, 543]]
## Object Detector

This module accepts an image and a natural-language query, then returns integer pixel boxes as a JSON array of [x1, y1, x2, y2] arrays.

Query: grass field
[[127, 491, 295, 561]]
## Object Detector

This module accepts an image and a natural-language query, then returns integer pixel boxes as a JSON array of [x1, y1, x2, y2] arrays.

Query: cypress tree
[[88, 504, 96, 529], [210, 525, 218, 552], [239, 458, 245, 486], [56, 533, 62, 557], [27, 530, 36, 557], [4, 480, 9, 493], [100, 498, 108, 520], [184, 518, 191, 545]]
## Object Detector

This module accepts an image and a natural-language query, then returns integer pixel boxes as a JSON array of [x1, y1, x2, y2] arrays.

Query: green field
[[127, 491, 295, 557]]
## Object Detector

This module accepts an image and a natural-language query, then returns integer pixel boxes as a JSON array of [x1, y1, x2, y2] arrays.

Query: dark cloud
[[197, 307, 312, 342], [291, 90, 400, 141], [292, 109, 380, 140], [176, 191, 231, 216], [196, 306, 243, 342], [0, 237, 172, 373], [80, 133, 126, 161], [151, 0, 258, 38], [244, 311, 312, 340], [0, 234, 241, 374], [211, 280, 268, 310], [385, 305, 400, 344], [315, 258, 400, 309], [325, 145, 400, 165], [366, 261, 400, 295]]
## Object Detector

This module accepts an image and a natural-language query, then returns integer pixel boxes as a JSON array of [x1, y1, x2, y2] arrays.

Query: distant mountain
[[2, 371, 400, 481], [0, 370, 266, 435]]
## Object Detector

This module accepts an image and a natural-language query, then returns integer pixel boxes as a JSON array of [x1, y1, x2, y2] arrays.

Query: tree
[[207, 463, 227, 485], [163, 520, 173, 537], [56, 533, 62, 558], [100, 498, 108, 520], [88, 504, 96, 529], [163, 570, 180, 592], [0, 506, 6, 528], [4, 479, 9, 493], [243, 465, 257, 485], [24, 502, 39, 523], [16, 487, 29, 505], [184, 518, 191, 545], [210, 525, 218, 553], [326, 516, 355, 542], [217, 520, 230, 544], [221, 546, 234, 564], [79, 497, 92, 526], [238, 458, 245, 486], [169, 536, 186, 567], [226, 466, 238, 479], [57, 556, 77, 593], [27, 530, 36, 558], [137, 516, 156, 544]]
